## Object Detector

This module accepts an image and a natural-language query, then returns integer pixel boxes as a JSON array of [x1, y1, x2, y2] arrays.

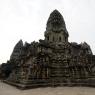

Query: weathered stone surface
[[2, 10, 95, 89]]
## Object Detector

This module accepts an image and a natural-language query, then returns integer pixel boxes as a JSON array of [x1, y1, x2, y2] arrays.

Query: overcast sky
[[0, 0, 95, 64]]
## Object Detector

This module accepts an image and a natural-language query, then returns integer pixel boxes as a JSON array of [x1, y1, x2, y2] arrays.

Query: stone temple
[[4, 10, 95, 89]]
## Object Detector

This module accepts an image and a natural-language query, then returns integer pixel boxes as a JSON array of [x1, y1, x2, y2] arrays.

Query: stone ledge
[[3, 78, 95, 90]]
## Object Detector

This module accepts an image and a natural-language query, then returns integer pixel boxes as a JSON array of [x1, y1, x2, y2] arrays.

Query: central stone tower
[[45, 10, 69, 44]]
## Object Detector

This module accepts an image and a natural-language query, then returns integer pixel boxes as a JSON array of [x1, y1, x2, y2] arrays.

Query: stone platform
[[3, 77, 95, 89]]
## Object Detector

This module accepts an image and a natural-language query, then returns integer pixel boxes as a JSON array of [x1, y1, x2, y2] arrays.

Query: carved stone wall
[[4, 10, 95, 88]]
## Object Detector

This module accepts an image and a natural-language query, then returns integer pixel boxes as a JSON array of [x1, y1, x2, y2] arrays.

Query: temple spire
[[10, 40, 23, 60], [45, 10, 69, 43], [46, 9, 68, 35]]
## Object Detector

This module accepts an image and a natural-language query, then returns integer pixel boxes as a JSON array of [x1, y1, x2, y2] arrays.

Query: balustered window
[[47, 36, 49, 41], [53, 36, 55, 41], [59, 36, 61, 42]]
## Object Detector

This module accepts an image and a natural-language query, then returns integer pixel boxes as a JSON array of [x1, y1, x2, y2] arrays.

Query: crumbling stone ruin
[[3, 10, 95, 89]]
